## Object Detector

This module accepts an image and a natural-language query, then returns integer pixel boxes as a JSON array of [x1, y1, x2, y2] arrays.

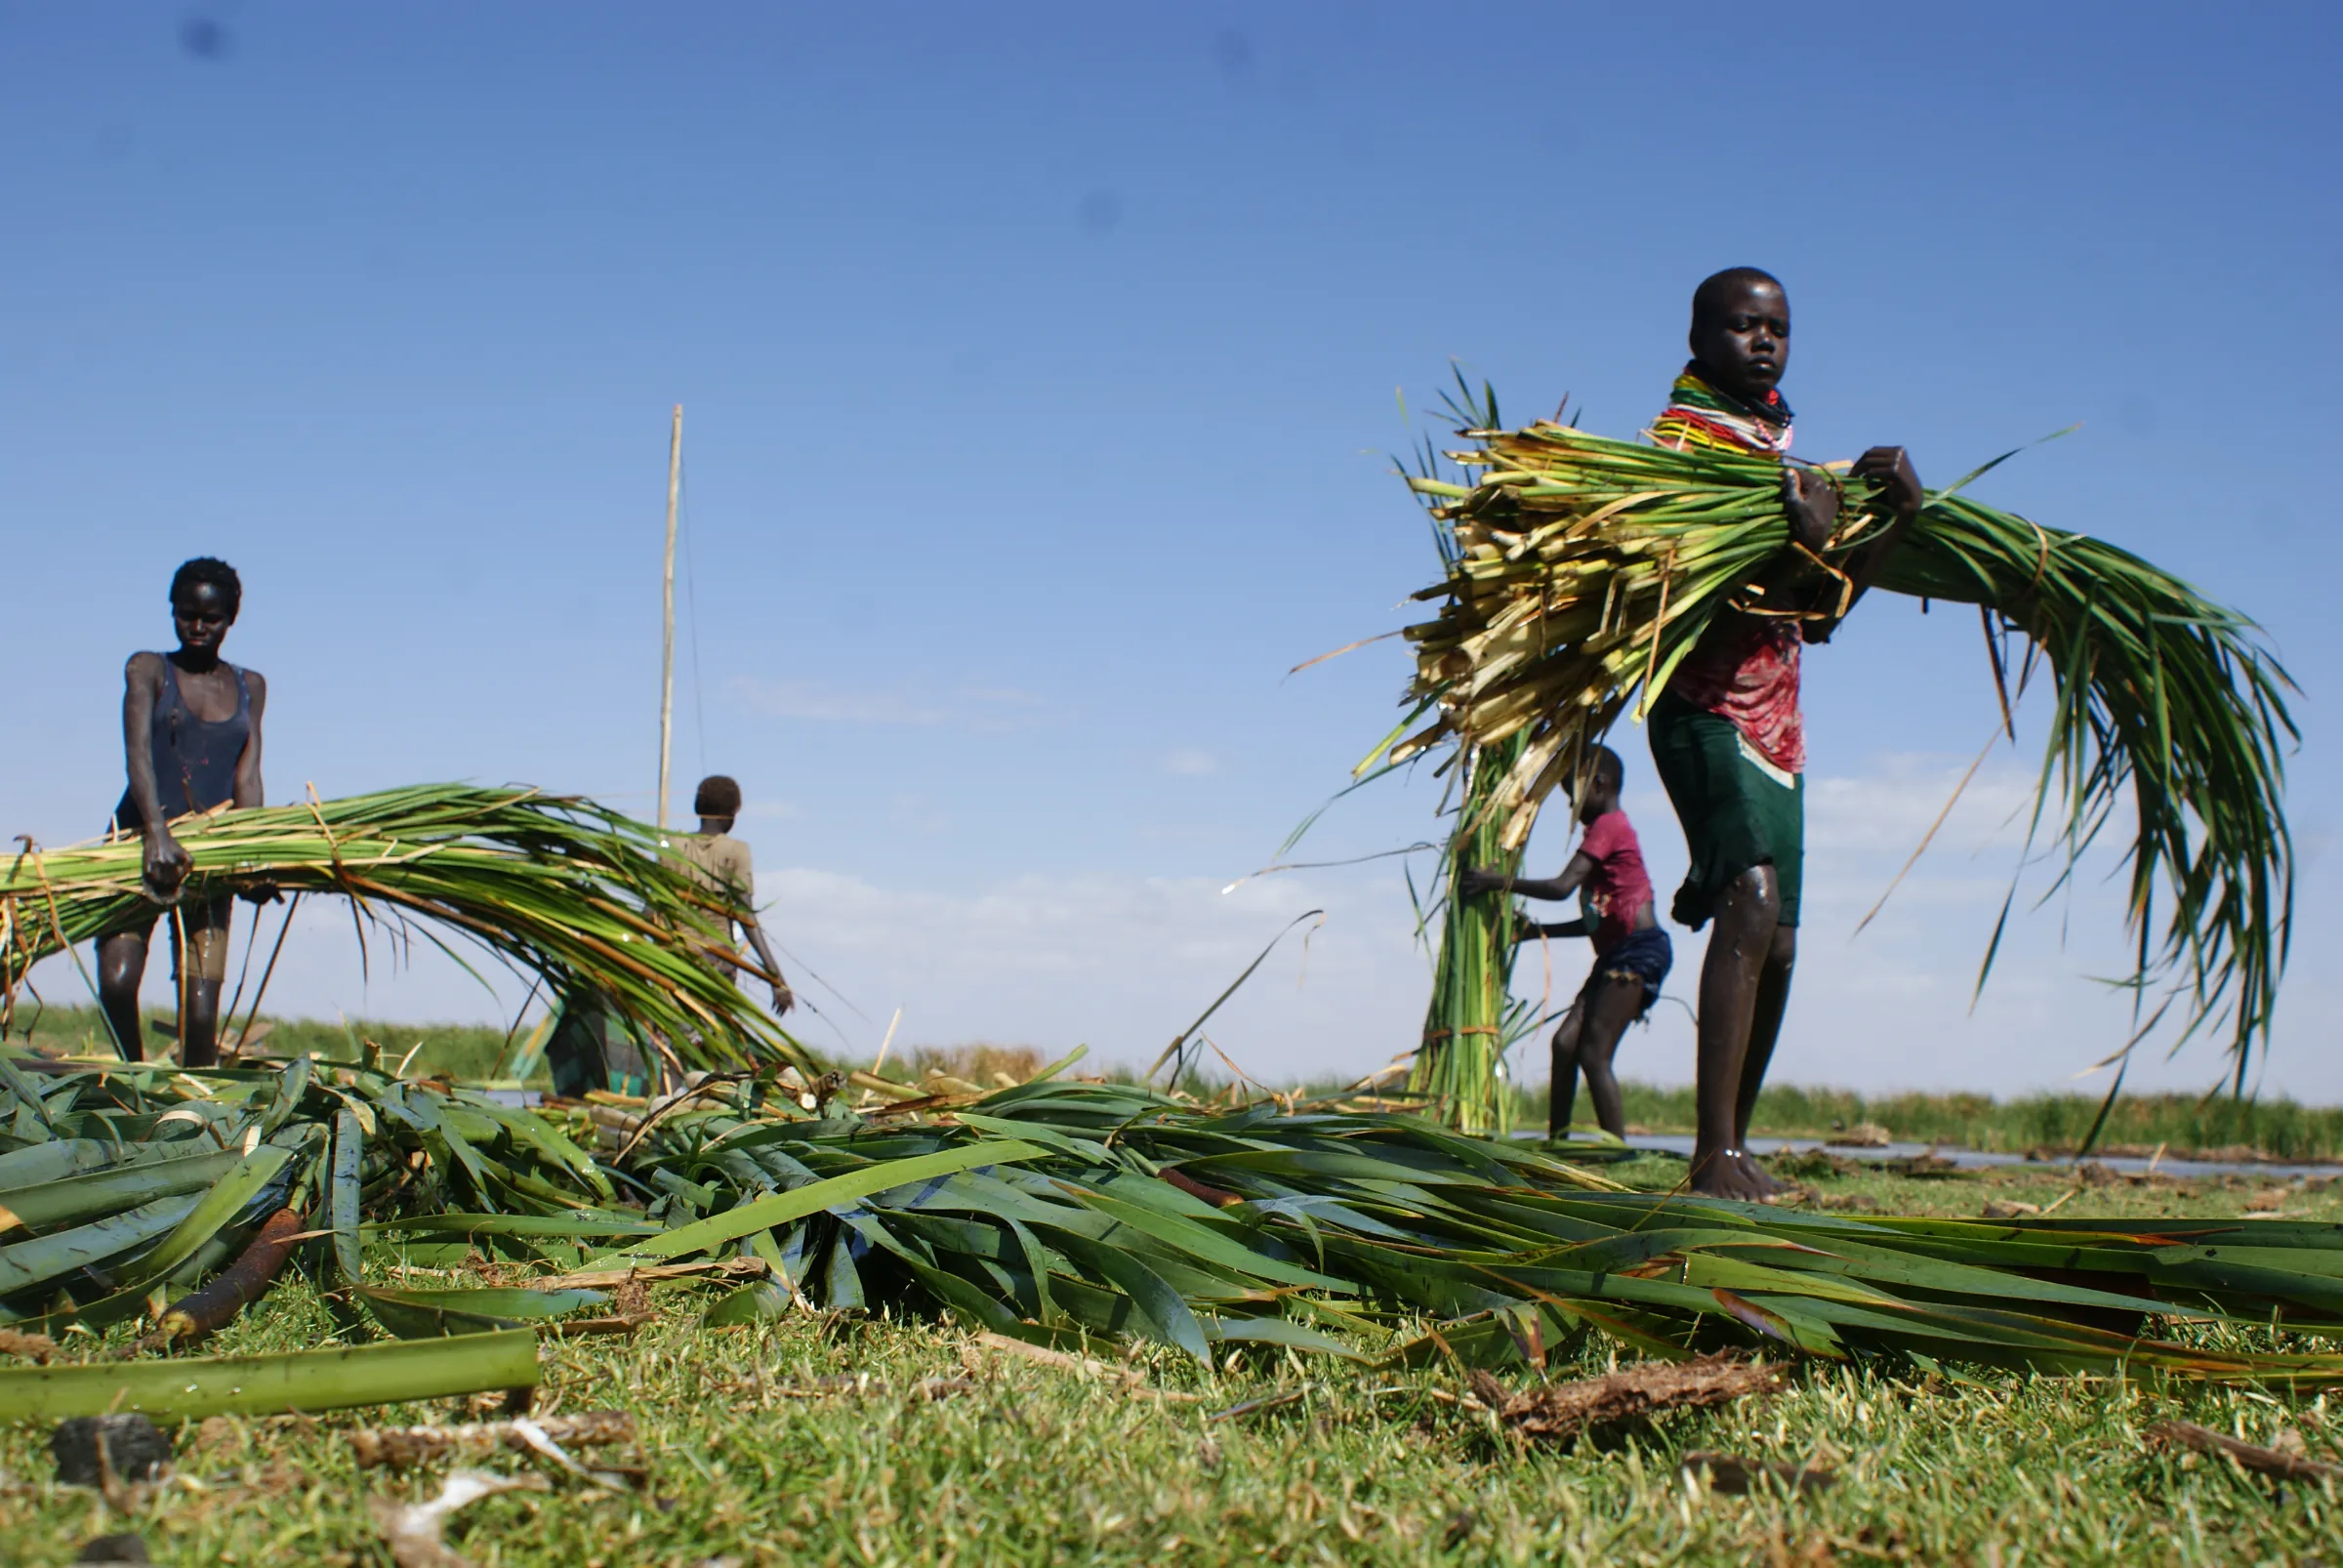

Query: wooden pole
[[658, 404, 682, 831]]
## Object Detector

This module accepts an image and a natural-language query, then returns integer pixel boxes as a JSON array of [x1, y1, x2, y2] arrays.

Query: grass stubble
[[5, 1160, 2339, 1567]]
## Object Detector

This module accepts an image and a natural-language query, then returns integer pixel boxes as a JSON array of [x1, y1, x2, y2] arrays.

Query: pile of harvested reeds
[[8, 1055, 2343, 1388]]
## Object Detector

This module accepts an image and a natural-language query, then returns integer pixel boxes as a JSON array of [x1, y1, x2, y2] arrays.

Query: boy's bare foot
[[1738, 1150, 1784, 1198], [1689, 1145, 1772, 1201]]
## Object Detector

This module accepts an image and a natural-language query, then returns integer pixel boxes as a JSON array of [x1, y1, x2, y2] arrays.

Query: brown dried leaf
[[0, 1327, 59, 1363], [544, 1310, 658, 1339], [2147, 1420, 2342, 1483], [1467, 1352, 1783, 1442]]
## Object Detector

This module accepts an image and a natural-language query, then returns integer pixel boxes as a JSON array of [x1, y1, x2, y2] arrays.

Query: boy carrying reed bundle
[[1647, 268, 1922, 1199]]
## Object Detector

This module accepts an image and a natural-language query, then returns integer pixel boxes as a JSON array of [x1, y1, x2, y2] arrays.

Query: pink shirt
[[1576, 810, 1654, 955]]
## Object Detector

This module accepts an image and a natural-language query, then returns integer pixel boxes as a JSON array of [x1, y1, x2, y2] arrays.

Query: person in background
[[677, 774, 794, 1016], [99, 557, 269, 1067], [544, 775, 792, 1099], [1459, 746, 1668, 1143]]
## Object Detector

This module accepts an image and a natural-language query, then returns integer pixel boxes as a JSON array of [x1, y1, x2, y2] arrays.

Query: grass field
[[5, 1151, 2341, 1566]]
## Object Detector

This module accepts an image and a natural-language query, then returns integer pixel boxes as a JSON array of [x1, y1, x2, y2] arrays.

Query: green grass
[[4, 1159, 2339, 1566], [6, 1003, 527, 1083]]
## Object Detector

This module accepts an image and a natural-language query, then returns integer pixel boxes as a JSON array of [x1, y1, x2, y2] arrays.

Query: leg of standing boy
[[98, 927, 151, 1063], [1546, 1003, 1583, 1140], [1552, 980, 1642, 1142], [1572, 974, 1643, 1140], [1686, 866, 1785, 1198]]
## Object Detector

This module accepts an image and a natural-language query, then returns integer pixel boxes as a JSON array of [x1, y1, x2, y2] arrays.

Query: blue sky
[[4, 2, 2336, 1097]]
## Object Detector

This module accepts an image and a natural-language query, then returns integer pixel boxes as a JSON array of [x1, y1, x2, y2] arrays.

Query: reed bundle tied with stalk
[[0, 784, 809, 1076], [1377, 412, 2295, 1081]]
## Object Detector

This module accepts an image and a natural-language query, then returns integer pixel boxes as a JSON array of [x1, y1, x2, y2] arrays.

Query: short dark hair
[[1587, 744, 1624, 786], [1691, 267, 1785, 332], [170, 557, 242, 617], [694, 774, 743, 817]]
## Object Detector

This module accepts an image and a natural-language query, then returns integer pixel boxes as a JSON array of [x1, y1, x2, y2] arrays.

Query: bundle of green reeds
[[1392, 384, 1543, 1135], [0, 785, 808, 1077], [10, 1057, 2343, 1389], [1408, 735, 1534, 1134], [1379, 418, 2295, 1078]]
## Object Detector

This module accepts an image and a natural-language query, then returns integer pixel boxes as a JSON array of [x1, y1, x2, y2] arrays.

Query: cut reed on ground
[[10, 1051, 2343, 1391], [1377, 411, 2294, 1083]]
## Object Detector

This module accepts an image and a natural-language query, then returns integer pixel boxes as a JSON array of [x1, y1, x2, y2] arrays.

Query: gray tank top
[[114, 659, 250, 831]]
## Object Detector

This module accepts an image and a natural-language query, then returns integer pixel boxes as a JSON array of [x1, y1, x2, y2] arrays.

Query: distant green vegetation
[[7, 1003, 525, 1082], [1529, 1081, 2343, 1163], [14, 1014, 2334, 1159], [894, 1048, 2343, 1163]]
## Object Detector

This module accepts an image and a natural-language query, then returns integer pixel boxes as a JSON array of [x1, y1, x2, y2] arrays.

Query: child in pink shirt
[[1459, 745, 1672, 1142]]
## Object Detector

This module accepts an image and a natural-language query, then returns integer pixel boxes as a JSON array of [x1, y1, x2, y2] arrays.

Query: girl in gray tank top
[[113, 657, 251, 832], [99, 558, 270, 1068]]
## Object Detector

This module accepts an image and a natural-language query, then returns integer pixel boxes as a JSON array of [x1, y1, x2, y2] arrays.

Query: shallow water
[[1607, 1131, 2339, 1180]]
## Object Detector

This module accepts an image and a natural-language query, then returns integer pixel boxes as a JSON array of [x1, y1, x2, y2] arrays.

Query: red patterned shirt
[[1651, 370, 1805, 775]]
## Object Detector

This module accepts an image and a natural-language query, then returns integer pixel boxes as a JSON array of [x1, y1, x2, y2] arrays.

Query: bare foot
[[1689, 1145, 1772, 1201], [1738, 1151, 1784, 1199]]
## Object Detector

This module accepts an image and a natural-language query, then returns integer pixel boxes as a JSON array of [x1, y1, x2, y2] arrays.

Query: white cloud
[[1165, 748, 1217, 776], [754, 867, 1414, 1082], [1804, 750, 2037, 855]]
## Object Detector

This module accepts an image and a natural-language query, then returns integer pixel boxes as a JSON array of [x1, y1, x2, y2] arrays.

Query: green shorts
[[1647, 693, 1803, 929]]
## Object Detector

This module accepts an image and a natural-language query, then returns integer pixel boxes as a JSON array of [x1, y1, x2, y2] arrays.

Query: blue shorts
[[1582, 927, 1673, 1017]]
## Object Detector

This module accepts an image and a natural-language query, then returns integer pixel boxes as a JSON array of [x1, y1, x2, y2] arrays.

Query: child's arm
[[1514, 916, 1590, 943], [1458, 851, 1596, 904]]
